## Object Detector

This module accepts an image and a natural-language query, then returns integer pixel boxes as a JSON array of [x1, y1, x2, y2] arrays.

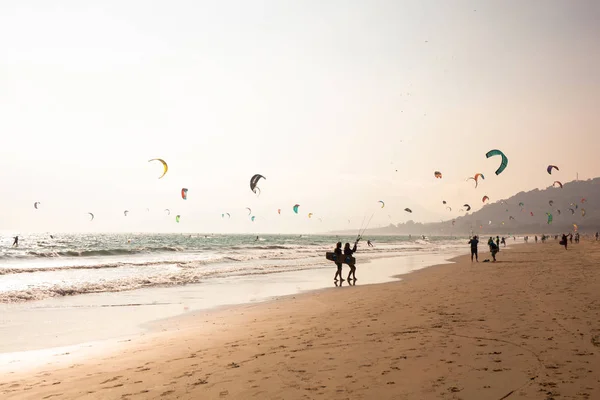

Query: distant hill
[[350, 178, 600, 236]]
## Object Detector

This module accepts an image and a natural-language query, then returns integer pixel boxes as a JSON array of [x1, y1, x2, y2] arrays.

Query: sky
[[1, 0, 599, 234]]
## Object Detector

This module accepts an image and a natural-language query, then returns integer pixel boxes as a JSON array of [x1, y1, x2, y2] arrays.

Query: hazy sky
[[1, 0, 599, 234]]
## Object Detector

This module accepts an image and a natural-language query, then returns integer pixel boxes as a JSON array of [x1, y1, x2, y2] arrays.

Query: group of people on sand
[[467, 235, 502, 262]]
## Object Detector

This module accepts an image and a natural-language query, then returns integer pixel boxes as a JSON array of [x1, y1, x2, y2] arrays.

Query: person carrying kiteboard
[[333, 242, 344, 282]]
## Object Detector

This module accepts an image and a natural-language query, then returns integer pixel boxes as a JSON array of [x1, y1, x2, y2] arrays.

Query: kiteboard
[[325, 252, 355, 265]]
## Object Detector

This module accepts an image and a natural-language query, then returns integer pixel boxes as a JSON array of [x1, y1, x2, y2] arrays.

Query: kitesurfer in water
[[345, 240, 359, 281], [367, 240, 373, 247], [333, 242, 344, 282], [12, 236, 19, 247]]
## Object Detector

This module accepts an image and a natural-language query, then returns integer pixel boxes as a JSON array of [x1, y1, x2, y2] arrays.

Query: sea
[[0, 233, 467, 304]]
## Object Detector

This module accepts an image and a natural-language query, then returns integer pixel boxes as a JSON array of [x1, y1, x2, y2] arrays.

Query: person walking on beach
[[560, 234, 568, 250], [333, 242, 344, 282], [468, 236, 479, 262], [345, 239, 359, 281], [495, 236, 500, 252], [501, 237, 506, 247], [488, 237, 498, 262], [535, 235, 538, 244], [596, 232, 599, 241], [569, 233, 573, 244], [12, 236, 19, 247]]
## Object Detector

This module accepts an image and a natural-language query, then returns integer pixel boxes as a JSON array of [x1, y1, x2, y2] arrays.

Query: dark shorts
[[470, 249, 477, 254]]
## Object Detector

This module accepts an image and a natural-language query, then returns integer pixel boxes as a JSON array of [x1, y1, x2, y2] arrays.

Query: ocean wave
[[0, 261, 331, 303], [0, 244, 432, 276], [22, 246, 184, 258]]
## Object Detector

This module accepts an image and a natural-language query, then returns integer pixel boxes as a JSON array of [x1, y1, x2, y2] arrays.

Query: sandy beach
[[2, 240, 600, 399]]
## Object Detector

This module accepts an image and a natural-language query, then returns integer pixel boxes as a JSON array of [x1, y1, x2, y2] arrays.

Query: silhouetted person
[[560, 234, 568, 250], [333, 242, 344, 282], [345, 240, 359, 281], [468, 236, 479, 262]]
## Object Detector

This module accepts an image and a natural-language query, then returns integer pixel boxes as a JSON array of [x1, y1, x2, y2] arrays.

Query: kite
[[164, 209, 170, 215], [148, 159, 168, 179], [546, 213, 553, 224], [146, 208, 150, 212], [547, 165, 559, 174], [581, 198, 587, 203], [553, 181, 563, 188], [573, 223, 578, 232], [88, 212, 94, 221], [308, 213, 313, 218], [489, 220, 492, 225], [176, 215, 180, 223], [557, 209, 561, 215], [482, 196, 489, 203], [446, 206, 452, 211], [124, 210, 129, 217], [404, 208, 412, 213], [530, 212, 534, 216], [582, 209, 586, 217], [442, 200, 447, 204], [519, 202, 524, 208], [549, 200, 554, 207], [378, 200, 385, 208], [318, 218, 323, 222], [222, 213, 231, 219], [181, 188, 188, 200], [485, 149, 508, 175], [293, 204, 300, 214], [509, 216, 515, 220], [246, 207, 252, 215], [467, 173, 485, 188], [277, 209, 281, 214], [251, 216, 255, 222], [34, 202, 41, 209], [434, 171, 442, 179], [463, 204, 471, 211], [250, 174, 265, 194], [569, 208, 575, 215]]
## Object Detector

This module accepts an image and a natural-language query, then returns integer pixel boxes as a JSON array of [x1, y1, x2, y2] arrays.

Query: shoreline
[[0, 248, 464, 361]]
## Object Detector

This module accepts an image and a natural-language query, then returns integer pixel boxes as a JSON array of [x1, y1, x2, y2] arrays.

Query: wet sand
[[2, 241, 600, 399]]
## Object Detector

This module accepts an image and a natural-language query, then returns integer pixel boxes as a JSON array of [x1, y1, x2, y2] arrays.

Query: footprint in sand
[[100, 376, 122, 384]]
